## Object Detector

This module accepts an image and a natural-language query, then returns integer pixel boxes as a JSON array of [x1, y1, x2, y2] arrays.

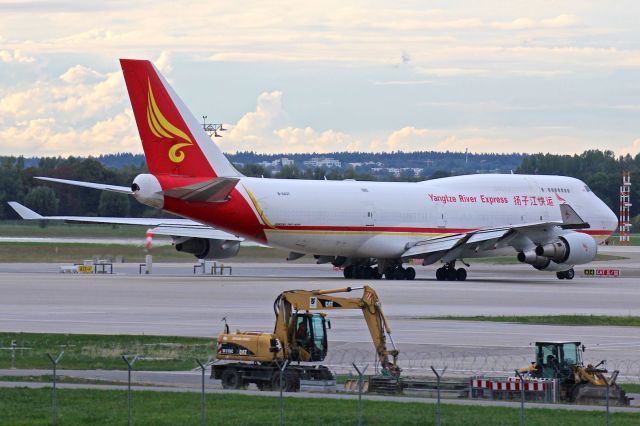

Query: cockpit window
[[584, 185, 592, 192]]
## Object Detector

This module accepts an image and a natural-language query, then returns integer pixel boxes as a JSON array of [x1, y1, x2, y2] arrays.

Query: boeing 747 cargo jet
[[12, 59, 618, 281]]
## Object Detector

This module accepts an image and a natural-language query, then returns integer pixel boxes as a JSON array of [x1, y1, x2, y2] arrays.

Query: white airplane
[[11, 59, 619, 281]]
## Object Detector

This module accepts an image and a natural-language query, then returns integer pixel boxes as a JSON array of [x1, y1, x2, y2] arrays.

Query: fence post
[[122, 355, 139, 426], [352, 363, 368, 426], [430, 366, 447, 426], [605, 380, 610, 426], [195, 358, 213, 426], [278, 360, 289, 426], [10, 340, 16, 369], [514, 370, 525, 426], [47, 351, 64, 426]]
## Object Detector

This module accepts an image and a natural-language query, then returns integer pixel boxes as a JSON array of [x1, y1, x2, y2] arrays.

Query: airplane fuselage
[[153, 173, 617, 259]]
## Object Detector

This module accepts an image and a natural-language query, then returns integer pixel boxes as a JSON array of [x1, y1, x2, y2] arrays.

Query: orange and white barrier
[[145, 229, 153, 250]]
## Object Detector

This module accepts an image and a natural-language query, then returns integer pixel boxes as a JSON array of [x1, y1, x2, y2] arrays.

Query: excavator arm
[[273, 286, 401, 376]]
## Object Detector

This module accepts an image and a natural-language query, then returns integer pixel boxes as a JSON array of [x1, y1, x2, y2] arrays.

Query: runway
[[1, 248, 639, 379]]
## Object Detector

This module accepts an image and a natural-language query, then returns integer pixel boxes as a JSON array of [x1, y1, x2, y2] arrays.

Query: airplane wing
[[8, 202, 242, 241], [402, 203, 589, 263]]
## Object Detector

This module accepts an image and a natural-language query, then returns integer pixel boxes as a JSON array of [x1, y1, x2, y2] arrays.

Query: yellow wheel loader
[[211, 286, 400, 392], [518, 341, 631, 406]]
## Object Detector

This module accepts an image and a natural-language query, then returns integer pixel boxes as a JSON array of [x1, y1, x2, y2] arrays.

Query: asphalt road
[[0, 246, 639, 379]]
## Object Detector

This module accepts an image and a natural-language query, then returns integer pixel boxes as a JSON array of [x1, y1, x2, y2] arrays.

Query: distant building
[[371, 167, 423, 177], [303, 157, 342, 168], [280, 157, 294, 166]]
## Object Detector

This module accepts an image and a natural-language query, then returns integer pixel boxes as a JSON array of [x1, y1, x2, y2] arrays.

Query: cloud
[[541, 14, 578, 28], [418, 67, 488, 77], [0, 62, 138, 156], [0, 49, 35, 63], [154, 51, 173, 74], [490, 18, 536, 30], [616, 139, 640, 156], [491, 14, 578, 30]]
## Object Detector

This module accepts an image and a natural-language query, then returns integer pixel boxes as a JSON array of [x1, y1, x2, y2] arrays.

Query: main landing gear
[[435, 262, 467, 281], [556, 268, 575, 280], [343, 264, 416, 280], [343, 265, 382, 280]]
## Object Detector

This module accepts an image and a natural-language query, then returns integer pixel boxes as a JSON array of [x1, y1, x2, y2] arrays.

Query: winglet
[[8, 202, 43, 220], [559, 204, 590, 229]]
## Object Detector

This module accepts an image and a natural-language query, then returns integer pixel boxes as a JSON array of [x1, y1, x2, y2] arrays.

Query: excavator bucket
[[571, 383, 632, 406]]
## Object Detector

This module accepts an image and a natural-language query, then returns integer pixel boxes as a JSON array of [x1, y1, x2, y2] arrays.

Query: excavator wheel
[[272, 369, 300, 392], [221, 368, 245, 390], [256, 381, 273, 391], [571, 383, 631, 406]]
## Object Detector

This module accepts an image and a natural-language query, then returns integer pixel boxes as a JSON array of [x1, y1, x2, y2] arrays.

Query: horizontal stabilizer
[[8, 201, 43, 219], [35, 177, 132, 194], [8, 201, 242, 242], [162, 177, 240, 203]]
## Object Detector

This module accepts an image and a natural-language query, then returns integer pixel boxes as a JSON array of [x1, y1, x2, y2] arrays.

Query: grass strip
[[0, 332, 214, 370], [468, 253, 626, 264], [420, 315, 640, 327], [0, 387, 638, 426], [0, 242, 290, 263], [0, 375, 131, 386]]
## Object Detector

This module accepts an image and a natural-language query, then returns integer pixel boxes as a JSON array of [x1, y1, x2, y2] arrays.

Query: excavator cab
[[535, 341, 581, 379], [291, 312, 328, 362]]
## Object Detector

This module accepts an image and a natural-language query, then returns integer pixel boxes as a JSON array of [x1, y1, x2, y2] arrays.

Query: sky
[[1, 0, 640, 157]]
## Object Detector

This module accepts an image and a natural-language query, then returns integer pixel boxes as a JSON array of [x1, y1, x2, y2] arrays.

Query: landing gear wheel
[[393, 268, 405, 280], [372, 269, 382, 279], [343, 265, 354, 279], [404, 267, 416, 280], [272, 370, 300, 392], [446, 268, 457, 281], [455, 268, 467, 281], [221, 368, 243, 390], [564, 268, 575, 280], [435, 267, 445, 281], [362, 267, 373, 279], [556, 271, 566, 280]]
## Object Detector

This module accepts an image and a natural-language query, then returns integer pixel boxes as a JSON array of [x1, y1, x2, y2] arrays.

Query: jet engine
[[534, 232, 597, 265], [518, 232, 597, 270], [175, 238, 240, 259]]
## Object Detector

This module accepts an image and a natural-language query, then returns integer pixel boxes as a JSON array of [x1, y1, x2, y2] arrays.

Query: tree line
[[0, 149, 637, 221]]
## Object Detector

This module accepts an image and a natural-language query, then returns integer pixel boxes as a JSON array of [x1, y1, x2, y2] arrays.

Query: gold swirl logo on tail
[[146, 79, 193, 163]]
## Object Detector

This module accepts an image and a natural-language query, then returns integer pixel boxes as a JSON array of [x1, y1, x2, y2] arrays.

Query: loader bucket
[[571, 383, 631, 407]]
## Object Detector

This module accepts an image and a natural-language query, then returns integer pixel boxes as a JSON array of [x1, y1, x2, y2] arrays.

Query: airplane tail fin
[[120, 59, 240, 178]]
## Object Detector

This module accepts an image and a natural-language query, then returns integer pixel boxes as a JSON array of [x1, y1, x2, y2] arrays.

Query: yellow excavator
[[518, 341, 631, 406], [211, 286, 400, 392]]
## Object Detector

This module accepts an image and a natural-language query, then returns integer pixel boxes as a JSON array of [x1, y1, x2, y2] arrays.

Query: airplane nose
[[605, 204, 619, 233]]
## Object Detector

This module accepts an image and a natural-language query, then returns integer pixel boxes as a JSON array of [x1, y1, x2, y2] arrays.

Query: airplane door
[[361, 187, 375, 227]]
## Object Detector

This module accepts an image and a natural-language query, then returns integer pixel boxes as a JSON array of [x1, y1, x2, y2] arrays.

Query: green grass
[[0, 221, 152, 238], [0, 387, 638, 426], [0, 242, 291, 263], [0, 375, 131, 386], [468, 253, 626, 265], [421, 315, 640, 327], [622, 383, 640, 393], [0, 332, 214, 370]]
